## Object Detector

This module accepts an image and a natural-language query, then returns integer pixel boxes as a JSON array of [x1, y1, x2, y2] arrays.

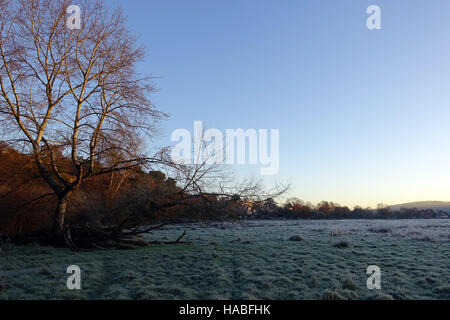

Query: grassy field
[[1, 219, 449, 300]]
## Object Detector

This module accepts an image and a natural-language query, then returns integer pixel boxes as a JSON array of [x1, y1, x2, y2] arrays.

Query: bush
[[333, 241, 350, 248], [368, 227, 391, 234], [288, 235, 304, 241]]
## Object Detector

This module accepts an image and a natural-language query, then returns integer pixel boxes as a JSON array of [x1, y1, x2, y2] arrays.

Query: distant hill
[[389, 201, 450, 213]]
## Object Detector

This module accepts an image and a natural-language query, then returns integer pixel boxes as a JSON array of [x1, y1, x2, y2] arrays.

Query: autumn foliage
[[0, 142, 188, 235]]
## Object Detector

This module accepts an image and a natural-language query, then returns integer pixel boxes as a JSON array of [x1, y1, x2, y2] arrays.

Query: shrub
[[288, 235, 304, 241], [368, 227, 391, 233], [342, 278, 357, 290], [333, 241, 350, 248]]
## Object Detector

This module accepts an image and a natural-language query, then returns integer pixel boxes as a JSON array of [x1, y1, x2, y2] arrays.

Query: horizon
[[286, 199, 450, 209]]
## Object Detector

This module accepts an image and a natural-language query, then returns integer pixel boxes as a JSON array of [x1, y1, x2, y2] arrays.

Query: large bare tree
[[0, 0, 166, 245], [0, 0, 288, 249]]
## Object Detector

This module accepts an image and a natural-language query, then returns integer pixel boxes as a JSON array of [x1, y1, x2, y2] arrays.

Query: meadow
[[0, 219, 449, 300]]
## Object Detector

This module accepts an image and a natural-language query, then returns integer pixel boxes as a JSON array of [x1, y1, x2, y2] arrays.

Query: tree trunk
[[54, 192, 72, 238]]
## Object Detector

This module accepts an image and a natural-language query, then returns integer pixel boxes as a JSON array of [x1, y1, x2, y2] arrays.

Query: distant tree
[[284, 197, 304, 217], [264, 198, 278, 211], [377, 204, 391, 219], [333, 206, 351, 219], [317, 201, 336, 219], [148, 171, 167, 185]]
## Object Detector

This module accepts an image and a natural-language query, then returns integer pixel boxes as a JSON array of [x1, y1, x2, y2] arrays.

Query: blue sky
[[106, 0, 450, 208]]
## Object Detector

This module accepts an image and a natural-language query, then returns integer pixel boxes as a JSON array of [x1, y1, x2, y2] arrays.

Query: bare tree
[[139, 132, 289, 222], [0, 0, 289, 249], [0, 0, 166, 246]]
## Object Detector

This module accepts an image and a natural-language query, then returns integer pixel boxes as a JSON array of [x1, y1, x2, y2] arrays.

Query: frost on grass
[[368, 227, 391, 234], [0, 219, 449, 300]]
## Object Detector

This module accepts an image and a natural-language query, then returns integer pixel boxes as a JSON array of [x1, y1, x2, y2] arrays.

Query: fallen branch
[[147, 230, 191, 245]]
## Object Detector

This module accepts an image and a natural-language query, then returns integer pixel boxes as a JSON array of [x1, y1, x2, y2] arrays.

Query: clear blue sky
[[107, 0, 450, 208]]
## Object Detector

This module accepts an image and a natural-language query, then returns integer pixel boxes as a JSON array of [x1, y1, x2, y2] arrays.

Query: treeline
[[2, 144, 446, 236], [246, 198, 449, 220], [0, 143, 235, 235]]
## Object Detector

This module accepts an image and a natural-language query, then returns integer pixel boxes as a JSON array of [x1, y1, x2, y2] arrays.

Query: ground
[[1, 219, 449, 300]]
